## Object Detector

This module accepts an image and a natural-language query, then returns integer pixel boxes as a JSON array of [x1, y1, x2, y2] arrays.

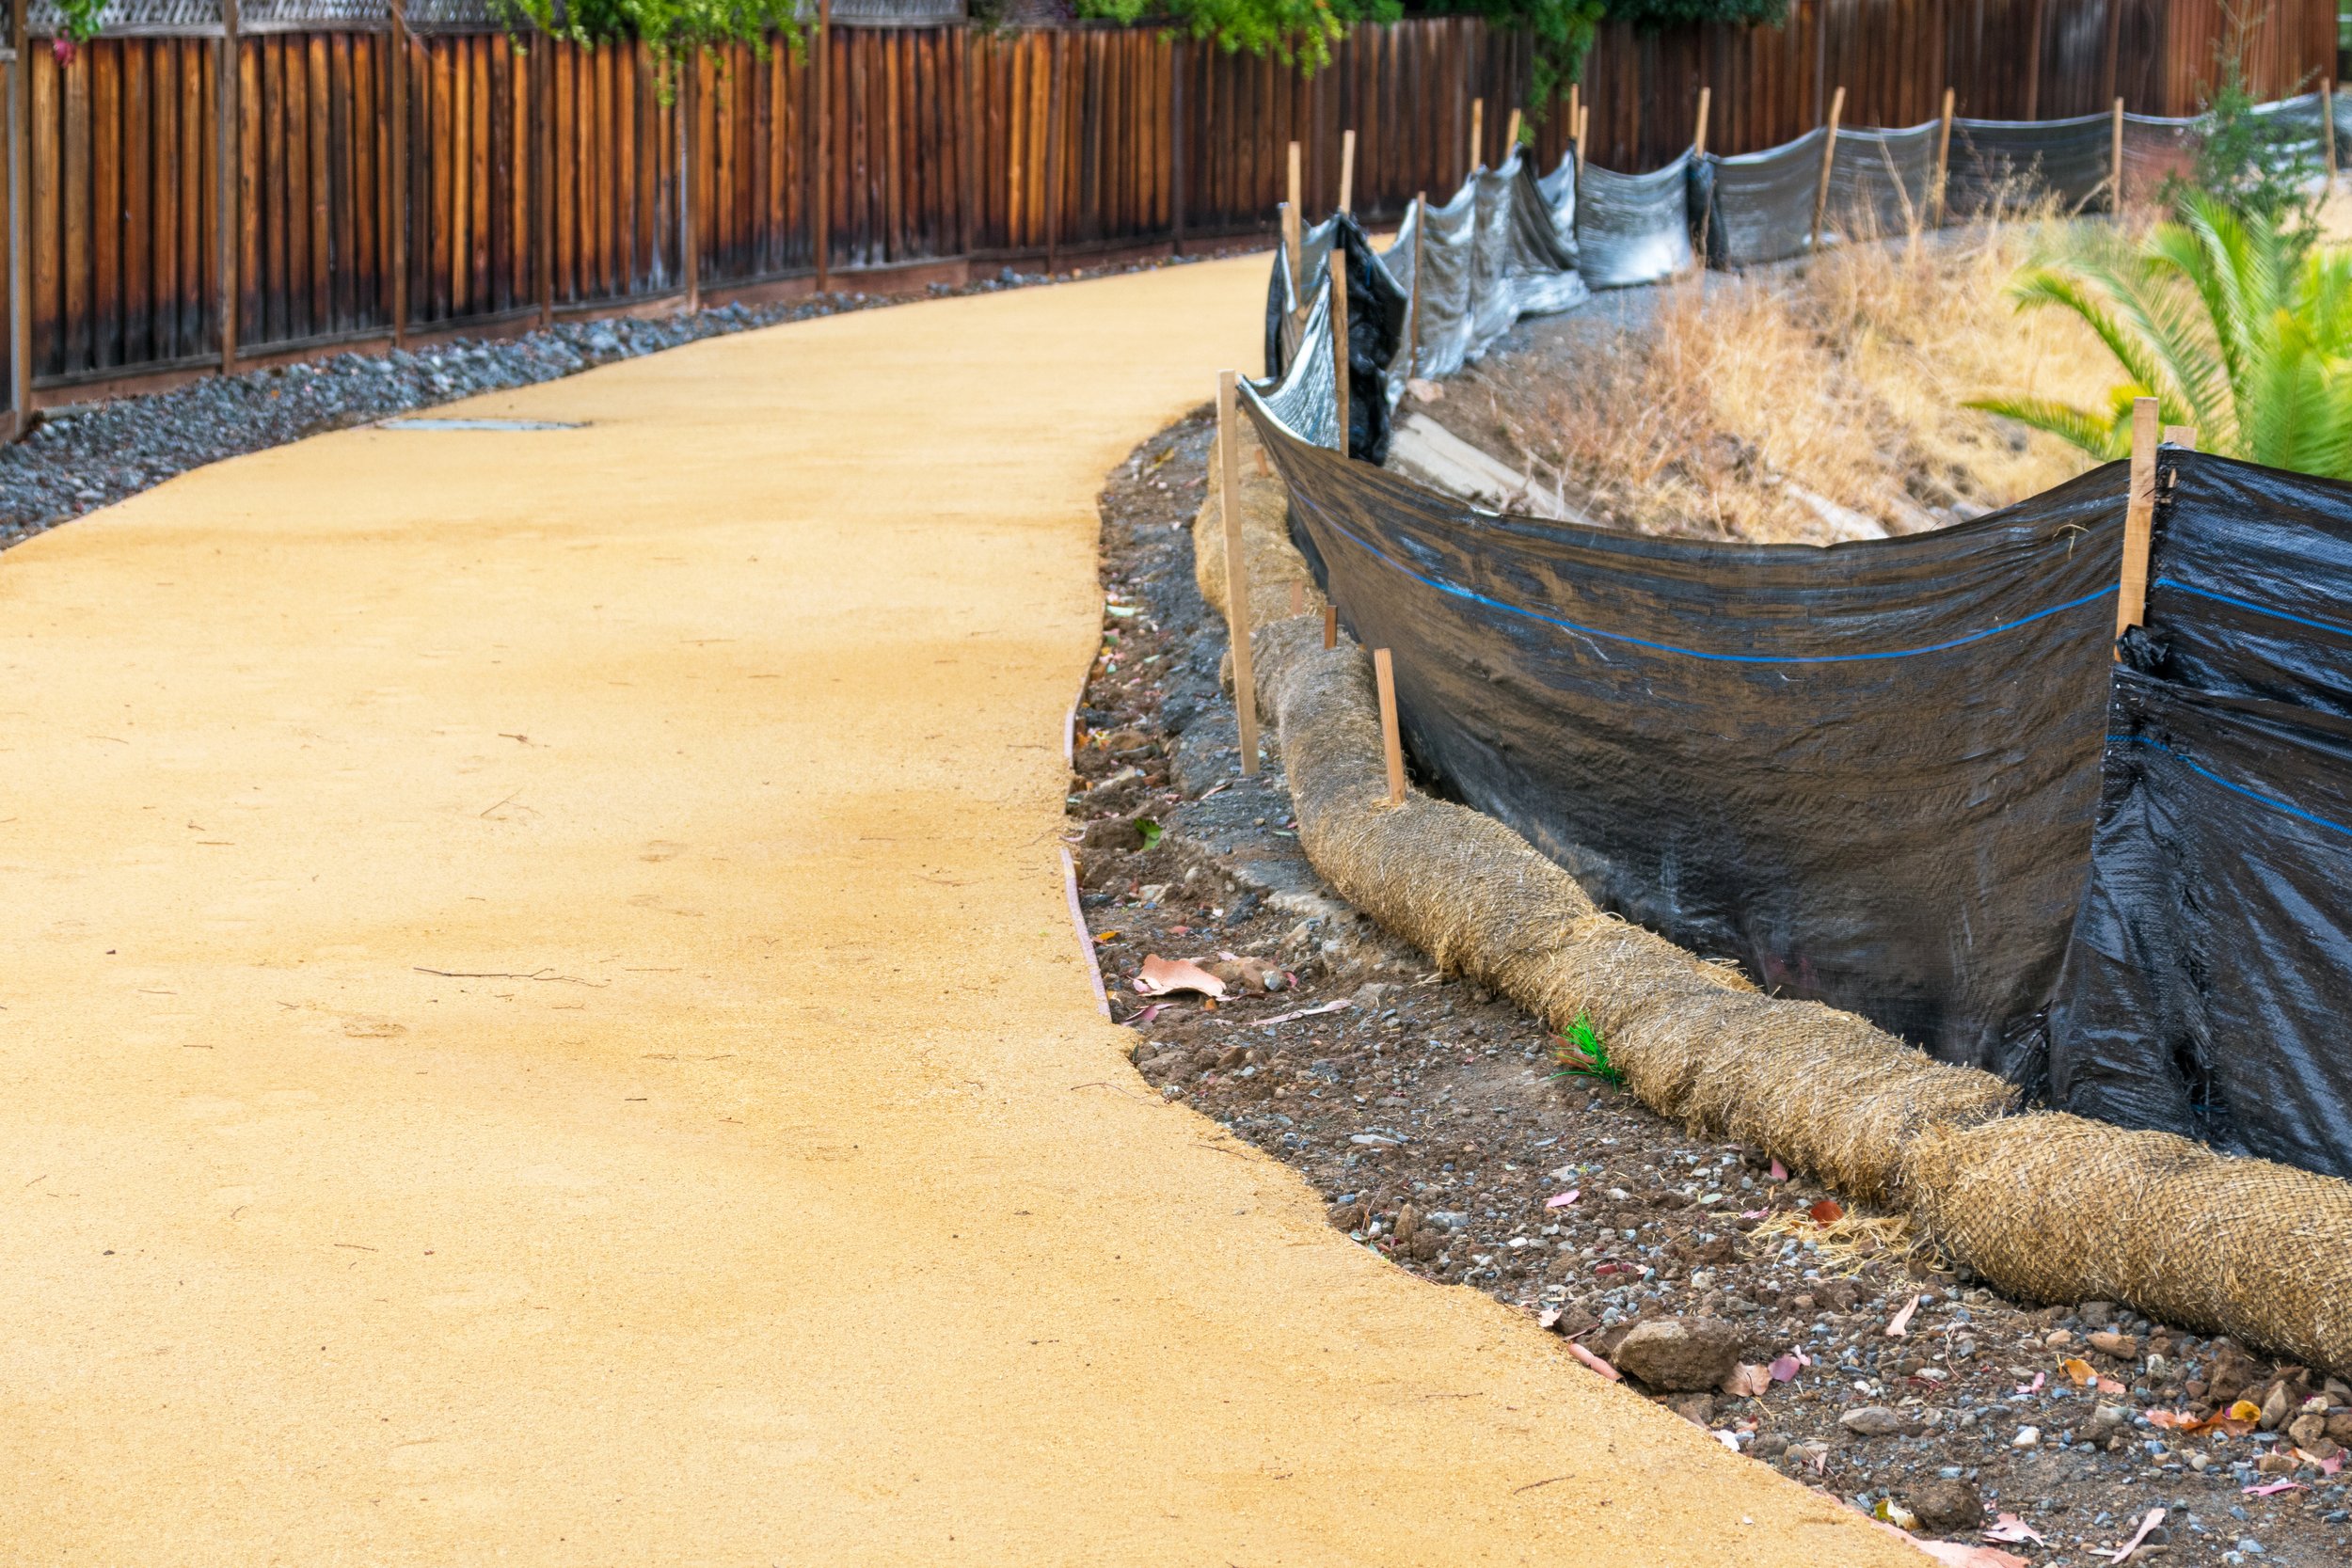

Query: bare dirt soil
[[1070, 407, 2352, 1568]]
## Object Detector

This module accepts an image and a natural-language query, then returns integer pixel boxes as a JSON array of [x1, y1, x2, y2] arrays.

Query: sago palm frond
[[1977, 191, 2352, 483]]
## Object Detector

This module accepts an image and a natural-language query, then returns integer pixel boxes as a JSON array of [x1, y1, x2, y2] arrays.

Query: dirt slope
[[0, 258, 1921, 1566]]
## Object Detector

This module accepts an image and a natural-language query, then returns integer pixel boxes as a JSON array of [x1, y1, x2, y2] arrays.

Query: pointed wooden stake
[[1934, 87, 1956, 225], [1284, 140, 1303, 305], [1374, 649, 1406, 807], [1323, 604, 1337, 650], [2116, 396, 2161, 654], [1810, 86, 1846, 254], [1470, 97, 1484, 174], [1692, 87, 1711, 158], [1338, 128, 1357, 214], [1406, 191, 1426, 379], [1329, 246, 1349, 454], [1504, 106, 1522, 156]]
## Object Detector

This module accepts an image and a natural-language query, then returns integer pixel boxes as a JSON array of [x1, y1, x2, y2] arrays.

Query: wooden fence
[[0, 0, 2335, 435], [1561, 0, 2339, 172]]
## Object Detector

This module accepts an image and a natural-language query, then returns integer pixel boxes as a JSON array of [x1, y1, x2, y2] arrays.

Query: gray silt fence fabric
[[1193, 415, 2352, 1377]]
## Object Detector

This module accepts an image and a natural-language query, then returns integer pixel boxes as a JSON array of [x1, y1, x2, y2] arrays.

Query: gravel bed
[[0, 252, 1239, 550], [1068, 407, 2352, 1568]]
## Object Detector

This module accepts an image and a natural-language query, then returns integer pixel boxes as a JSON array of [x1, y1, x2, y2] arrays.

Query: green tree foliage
[[497, 0, 806, 70], [2169, 52, 2324, 245], [1073, 0, 1402, 71], [1069, 1, 1792, 119], [1968, 192, 2352, 481]]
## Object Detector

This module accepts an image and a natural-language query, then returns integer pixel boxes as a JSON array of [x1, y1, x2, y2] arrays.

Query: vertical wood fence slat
[[4, 1, 2338, 402]]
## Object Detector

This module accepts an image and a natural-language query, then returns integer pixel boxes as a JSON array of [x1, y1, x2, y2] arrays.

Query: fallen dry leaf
[[1711, 1429, 1740, 1451], [2097, 1376, 2127, 1396], [1132, 955, 1228, 998], [2229, 1398, 2264, 1423], [2244, 1479, 2305, 1497], [1808, 1197, 1845, 1225], [2106, 1507, 2166, 1562], [1984, 1513, 2047, 1545], [1884, 1292, 1921, 1338], [1720, 1363, 1772, 1398], [1920, 1544, 2028, 1568], [1768, 1352, 1808, 1384], [1566, 1341, 1621, 1381], [2059, 1356, 2095, 1386], [1769, 1159, 1789, 1180], [1545, 1189, 1580, 1209]]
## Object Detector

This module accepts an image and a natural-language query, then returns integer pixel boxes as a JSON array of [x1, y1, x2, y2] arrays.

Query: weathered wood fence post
[[8, 0, 30, 426], [389, 0, 407, 345], [219, 0, 242, 371]]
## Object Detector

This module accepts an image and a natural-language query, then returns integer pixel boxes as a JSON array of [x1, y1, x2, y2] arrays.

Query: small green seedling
[[1136, 817, 1164, 851], [1550, 1012, 1624, 1086]]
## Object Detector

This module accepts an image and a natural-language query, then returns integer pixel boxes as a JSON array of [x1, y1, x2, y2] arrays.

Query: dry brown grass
[[1454, 211, 2125, 545]]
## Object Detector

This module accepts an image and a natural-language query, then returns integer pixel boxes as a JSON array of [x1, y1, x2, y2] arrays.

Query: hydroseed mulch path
[[1071, 404, 2352, 1568], [0, 255, 1898, 1567]]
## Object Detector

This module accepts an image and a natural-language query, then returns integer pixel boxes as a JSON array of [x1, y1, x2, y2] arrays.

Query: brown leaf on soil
[[1132, 955, 1228, 998], [1720, 1362, 1772, 1398], [1808, 1197, 1845, 1225], [2060, 1356, 2096, 1386]]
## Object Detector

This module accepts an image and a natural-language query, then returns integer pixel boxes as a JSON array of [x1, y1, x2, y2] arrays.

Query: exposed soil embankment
[[1069, 408, 2352, 1568]]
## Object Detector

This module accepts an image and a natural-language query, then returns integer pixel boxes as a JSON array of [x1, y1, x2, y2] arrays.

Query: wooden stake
[[8, 0, 31, 430], [1283, 139, 1302, 304], [1574, 103, 1589, 187], [1329, 246, 1348, 454], [1566, 84, 1579, 145], [1218, 371, 1259, 776], [1810, 85, 1845, 255], [1405, 191, 1425, 379], [2109, 96, 2125, 212], [1934, 87, 1955, 226], [1290, 580, 1305, 617], [1470, 97, 1483, 174], [1338, 128, 1356, 214], [681, 56, 701, 312], [815, 0, 832, 293], [1692, 86, 1710, 158], [1043, 32, 1065, 276], [1374, 649, 1406, 807], [535, 41, 553, 327], [2164, 423, 2196, 450], [222, 0, 245, 369], [1323, 604, 1337, 649], [1504, 106, 1522, 157], [2115, 396, 2161, 651]]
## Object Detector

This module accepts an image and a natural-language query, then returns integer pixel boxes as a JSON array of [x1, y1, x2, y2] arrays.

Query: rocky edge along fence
[[0, 0, 2335, 437]]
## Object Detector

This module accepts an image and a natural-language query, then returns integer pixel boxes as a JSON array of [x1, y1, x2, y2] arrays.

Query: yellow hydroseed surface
[[0, 258, 1923, 1566]]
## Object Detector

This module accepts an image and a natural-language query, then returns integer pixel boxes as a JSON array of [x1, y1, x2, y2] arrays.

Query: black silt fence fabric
[[1824, 123, 1939, 241], [1263, 213, 1406, 462], [2049, 454, 2352, 1179], [1706, 129, 1828, 267], [1575, 151, 1698, 288], [1949, 115, 2114, 215], [1249, 404, 2126, 1073]]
